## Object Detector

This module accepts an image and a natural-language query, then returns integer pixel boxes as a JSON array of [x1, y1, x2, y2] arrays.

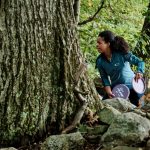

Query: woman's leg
[[129, 89, 143, 106]]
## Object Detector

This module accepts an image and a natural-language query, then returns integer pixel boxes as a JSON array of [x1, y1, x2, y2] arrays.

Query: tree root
[[61, 63, 88, 134], [61, 100, 87, 134]]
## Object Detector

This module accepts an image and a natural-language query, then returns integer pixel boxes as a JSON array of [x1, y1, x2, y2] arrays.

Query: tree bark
[[0, 0, 102, 146], [73, 0, 80, 23], [134, 2, 150, 59]]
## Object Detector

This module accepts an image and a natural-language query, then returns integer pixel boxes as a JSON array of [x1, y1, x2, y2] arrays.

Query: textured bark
[[73, 0, 80, 23], [0, 0, 102, 146], [134, 3, 150, 59]]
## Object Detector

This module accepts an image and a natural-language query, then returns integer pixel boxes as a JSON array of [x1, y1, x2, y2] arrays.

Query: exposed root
[[61, 63, 88, 134], [84, 107, 99, 127], [61, 100, 87, 134]]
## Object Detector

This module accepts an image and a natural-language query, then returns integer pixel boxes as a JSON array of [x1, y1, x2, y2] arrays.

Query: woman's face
[[97, 36, 110, 53]]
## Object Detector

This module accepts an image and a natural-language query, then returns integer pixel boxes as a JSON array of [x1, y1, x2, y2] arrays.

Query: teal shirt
[[96, 52, 145, 89]]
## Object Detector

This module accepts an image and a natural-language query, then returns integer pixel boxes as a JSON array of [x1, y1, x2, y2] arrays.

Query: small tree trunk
[[134, 3, 150, 59]]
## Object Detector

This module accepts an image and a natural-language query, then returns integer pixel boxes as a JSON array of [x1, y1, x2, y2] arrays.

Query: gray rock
[[102, 112, 150, 148], [101, 145, 143, 150], [40, 132, 85, 150], [102, 98, 147, 117], [102, 98, 136, 112], [86, 125, 108, 135], [111, 146, 143, 150], [141, 103, 150, 111], [79, 124, 108, 135], [98, 105, 121, 125], [0, 148, 17, 150]]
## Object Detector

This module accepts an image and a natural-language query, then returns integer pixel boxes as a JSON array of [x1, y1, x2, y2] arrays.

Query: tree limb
[[78, 0, 105, 26]]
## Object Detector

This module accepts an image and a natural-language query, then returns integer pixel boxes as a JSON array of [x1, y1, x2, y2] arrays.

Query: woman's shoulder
[[114, 51, 135, 61], [96, 54, 105, 62], [96, 54, 102, 60], [113, 51, 126, 56], [114, 51, 132, 58], [123, 52, 133, 60]]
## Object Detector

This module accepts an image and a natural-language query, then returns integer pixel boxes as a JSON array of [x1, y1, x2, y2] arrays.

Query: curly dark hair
[[98, 30, 129, 54]]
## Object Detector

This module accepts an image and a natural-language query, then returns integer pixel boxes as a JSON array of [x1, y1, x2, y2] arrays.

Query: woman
[[96, 30, 145, 106]]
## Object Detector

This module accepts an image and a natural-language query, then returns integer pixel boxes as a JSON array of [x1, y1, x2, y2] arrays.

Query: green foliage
[[79, 0, 149, 78]]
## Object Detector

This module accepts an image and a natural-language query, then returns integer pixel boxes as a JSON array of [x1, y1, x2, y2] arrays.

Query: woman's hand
[[108, 92, 115, 98], [104, 86, 115, 98], [134, 72, 143, 82]]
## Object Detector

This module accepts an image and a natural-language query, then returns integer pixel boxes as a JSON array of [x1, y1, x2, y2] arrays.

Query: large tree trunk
[[0, 0, 102, 146]]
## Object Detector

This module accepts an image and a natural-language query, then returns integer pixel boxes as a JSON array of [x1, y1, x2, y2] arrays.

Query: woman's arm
[[124, 52, 145, 81], [96, 56, 114, 98], [96, 56, 111, 86], [98, 68, 115, 98], [124, 52, 145, 74]]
